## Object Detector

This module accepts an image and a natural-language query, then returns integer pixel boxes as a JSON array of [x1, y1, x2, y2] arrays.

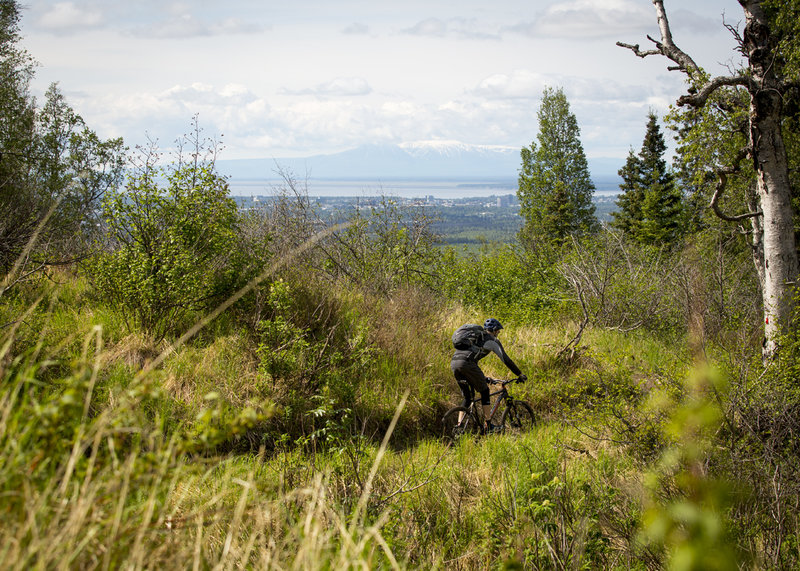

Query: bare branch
[[556, 282, 590, 362], [650, 0, 701, 73], [617, 1, 700, 73], [678, 75, 752, 108], [723, 18, 746, 57], [619, 0, 750, 106], [709, 148, 762, 222], [615, 41, 661, 59]]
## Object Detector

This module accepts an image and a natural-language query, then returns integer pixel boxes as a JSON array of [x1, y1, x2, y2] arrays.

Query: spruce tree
[[611, 112, 684, 246], [517, 86, 598, 250], [613, 151, 644, 237]]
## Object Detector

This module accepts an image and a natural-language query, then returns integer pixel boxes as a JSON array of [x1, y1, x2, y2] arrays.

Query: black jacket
[[452, 336, 522, 377]]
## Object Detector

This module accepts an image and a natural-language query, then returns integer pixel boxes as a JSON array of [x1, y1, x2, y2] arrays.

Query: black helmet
[[483, 318, 503, 332]]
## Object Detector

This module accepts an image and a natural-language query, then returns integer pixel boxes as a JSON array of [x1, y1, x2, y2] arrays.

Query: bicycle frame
[[442, 376, 533, 440], [466, 378, 520, 424]]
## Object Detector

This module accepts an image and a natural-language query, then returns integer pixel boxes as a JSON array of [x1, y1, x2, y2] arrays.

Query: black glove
[[518, 374, 527, 383]]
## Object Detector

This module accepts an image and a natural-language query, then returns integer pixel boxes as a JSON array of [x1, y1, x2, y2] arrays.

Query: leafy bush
[[558, 230, 685, 333], [249, 279, 378, 448], [639, 367, 750, 569], [89, 126, 242, 340], [439, 244, 563, 324], [312, 194, 443, 294], [558, 227, 761, 350]]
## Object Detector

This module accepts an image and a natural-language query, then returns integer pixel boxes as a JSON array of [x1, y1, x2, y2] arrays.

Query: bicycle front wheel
[[501, 401, 536, 434], [441, 406, 480, 442]]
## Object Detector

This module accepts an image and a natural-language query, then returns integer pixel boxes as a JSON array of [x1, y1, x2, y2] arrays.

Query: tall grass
[[0, 308, 405, 568], [0, 273, 624, 569], [2, 258, 792, 569]]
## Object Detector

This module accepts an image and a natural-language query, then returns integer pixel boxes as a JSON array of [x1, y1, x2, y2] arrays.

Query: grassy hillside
[[2, 244, 794, 569], [2, 175, 797, 569]]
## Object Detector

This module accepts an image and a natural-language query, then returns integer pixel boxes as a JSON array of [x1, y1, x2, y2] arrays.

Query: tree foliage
[[0, 1, 124, 291], [253, 169, 443, 295], [437, 244, 563, 324], [323, 196, 442, 294], [612, 112, 684, 246], [90, 124, 241, 340], [517, 87, 599, 251]]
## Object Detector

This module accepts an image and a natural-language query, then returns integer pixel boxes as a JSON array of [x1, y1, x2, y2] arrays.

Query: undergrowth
[[1, 266, 797, 569]]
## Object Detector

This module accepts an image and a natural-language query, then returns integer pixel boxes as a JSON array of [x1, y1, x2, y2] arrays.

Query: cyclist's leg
[[457, 360, 492, 427], [453, 359, 480, 423], [455, 379, 474, 423]]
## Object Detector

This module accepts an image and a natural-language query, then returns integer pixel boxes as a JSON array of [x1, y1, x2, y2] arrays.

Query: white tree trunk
[[752, 97, 798, 357], [742, 0, 799, 358]]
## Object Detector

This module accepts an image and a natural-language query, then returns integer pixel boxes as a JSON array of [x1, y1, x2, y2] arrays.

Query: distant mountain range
[[216, 142, 624, 184]]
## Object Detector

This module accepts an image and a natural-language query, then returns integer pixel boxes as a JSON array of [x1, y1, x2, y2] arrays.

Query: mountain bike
[[441, 377, 535, 441]]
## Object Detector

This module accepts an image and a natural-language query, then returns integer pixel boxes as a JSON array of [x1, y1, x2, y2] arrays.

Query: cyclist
[[450, 318, 526, 432]]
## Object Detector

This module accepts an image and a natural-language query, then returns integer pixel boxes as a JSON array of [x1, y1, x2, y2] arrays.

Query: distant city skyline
[[23, 1, 743, 164]]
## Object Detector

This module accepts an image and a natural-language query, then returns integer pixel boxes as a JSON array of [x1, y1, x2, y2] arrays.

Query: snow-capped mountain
[[215, 141, 623, 184], [216, 141, 522, 180], [398, 140, 517, 159]]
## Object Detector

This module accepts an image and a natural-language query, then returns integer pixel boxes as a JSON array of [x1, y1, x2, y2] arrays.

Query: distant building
[[496, 195, 511, 207]]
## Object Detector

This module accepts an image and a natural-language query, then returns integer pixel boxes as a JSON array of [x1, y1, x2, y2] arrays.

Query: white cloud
[[130, 11, 265, 38], [401, 17, 499, 40], [509, 0, 652, 39], [63, 73, 686, 163], [342, 22, 370, 35], [381, 101, 419, 116], [402, 18, 448, 37], [213, 18, 265, 35], [471, 71, 548, 100], [37, 2, 104, 33], [25, 0, 739, 162], [280, 77, 373, 97], [669, 8, 730, 34], [162, 83, 258, 106]]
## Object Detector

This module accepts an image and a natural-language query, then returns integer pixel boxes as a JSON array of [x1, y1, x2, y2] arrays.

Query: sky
[[20, 0, 746, 165]]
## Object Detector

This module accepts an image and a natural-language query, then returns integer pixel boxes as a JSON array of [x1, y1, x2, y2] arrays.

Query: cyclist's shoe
[[484, 422, 502, 434]]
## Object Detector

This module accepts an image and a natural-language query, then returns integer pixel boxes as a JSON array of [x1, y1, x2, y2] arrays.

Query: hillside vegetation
[[4, 1, 800, 567], [2, 159, 798, 569]]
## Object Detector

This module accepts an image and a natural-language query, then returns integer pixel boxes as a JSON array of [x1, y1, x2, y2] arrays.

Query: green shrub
[[638, 366, 751, 569], [89, 128, 243, 340], [439, 244, 563, 324]]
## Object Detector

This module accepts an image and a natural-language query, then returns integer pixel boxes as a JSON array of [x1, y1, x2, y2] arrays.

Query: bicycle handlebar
[[487, 377, 524, 385]]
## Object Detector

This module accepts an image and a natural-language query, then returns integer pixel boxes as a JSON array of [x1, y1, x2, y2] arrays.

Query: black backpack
[[452, 323, 486, 351]]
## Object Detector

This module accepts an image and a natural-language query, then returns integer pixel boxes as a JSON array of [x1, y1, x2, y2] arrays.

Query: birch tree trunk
[[741, 0, 799, 356]]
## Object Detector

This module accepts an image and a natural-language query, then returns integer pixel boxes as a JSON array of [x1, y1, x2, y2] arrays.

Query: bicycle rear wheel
[[441, 406, 480, 442], [501, 401, 536, 434]]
